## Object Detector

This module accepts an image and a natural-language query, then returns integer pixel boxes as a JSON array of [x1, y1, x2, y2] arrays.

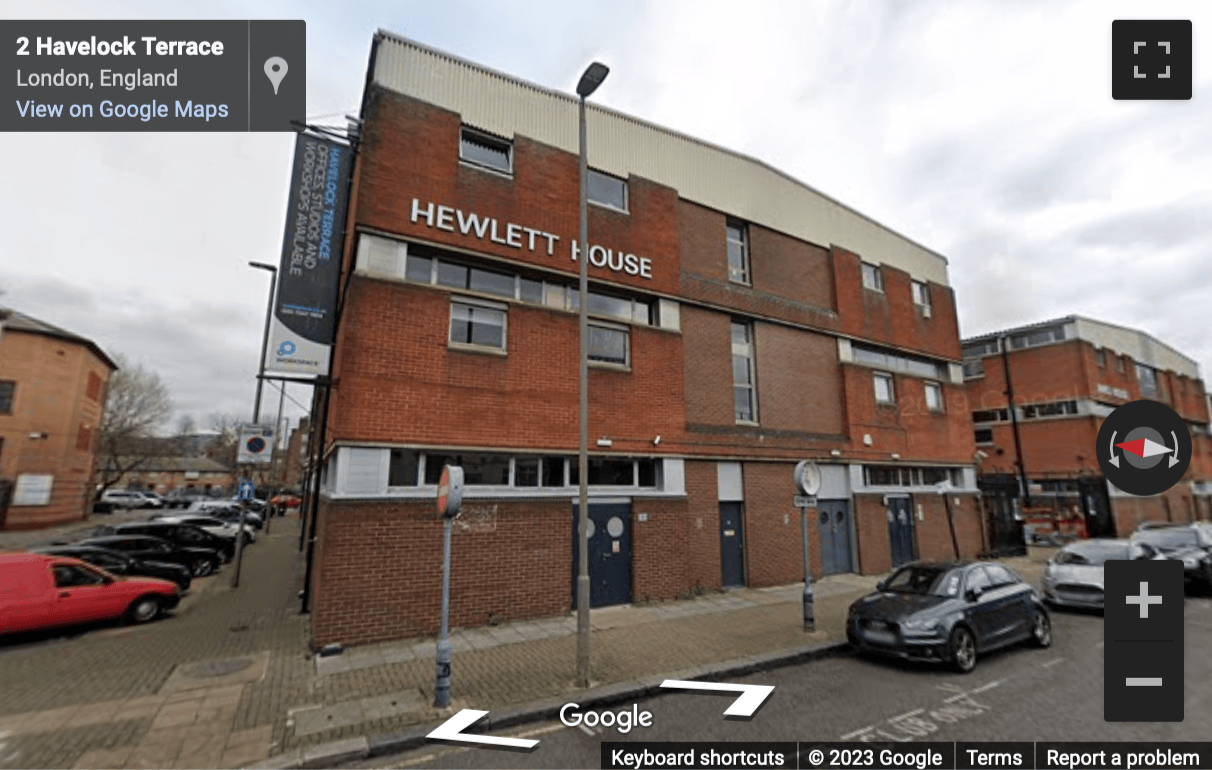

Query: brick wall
[[312, 497, 574, 647], [331, 275, 686, 453], [0, 330, 110, 530]]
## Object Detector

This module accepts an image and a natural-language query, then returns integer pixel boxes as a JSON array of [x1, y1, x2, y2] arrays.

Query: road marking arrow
[[426, 709, 539, 749], [659, 680, 775, 717]]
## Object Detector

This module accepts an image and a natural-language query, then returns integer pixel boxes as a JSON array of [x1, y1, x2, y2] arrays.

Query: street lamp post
[[249, 262, 278, 424], [233, 261, 277, 589], [575, 61, 608, 690]]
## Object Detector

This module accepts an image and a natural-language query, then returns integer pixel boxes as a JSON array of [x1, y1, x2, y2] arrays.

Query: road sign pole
[[435, 515, 453, 708], [800, 503, 814, 632], [230, 476, 252, 588]]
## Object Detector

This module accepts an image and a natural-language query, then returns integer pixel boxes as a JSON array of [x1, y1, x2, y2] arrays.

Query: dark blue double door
[[887, 497, 916, 568], [571, 502, 632, 609]]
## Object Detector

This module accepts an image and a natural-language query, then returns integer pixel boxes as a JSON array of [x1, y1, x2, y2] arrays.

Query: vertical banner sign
[[265, 132, 353, 376]]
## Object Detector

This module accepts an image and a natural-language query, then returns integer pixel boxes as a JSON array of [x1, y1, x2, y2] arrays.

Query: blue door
[[887, 497, 916, 568], [817, 500, 854, 575], [571, 502, 632, 608], [720, 503, 745, 587]]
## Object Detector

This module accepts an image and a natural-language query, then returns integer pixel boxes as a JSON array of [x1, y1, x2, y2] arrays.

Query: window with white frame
[[449, 299, 506, 350], [731, 321, 757, 422], [862, 263, 883, 292], [726, 220, 750, 284], [1136, 363, 1161, 400], [924, 382, 944, 412], [588, 322, 629, 366], [911, 281, 931, 312], [459, 127, 512, 174], [874, 372, 895, 404], [588, 169, 627, 211]]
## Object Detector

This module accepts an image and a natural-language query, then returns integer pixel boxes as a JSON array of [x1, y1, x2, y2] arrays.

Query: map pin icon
[[264, 57, 288, 95]]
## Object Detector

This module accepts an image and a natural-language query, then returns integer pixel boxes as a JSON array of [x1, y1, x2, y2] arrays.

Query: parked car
[[32, 545, 192, 591], [139, 492, 166, 509], [847, 560, 1051, 673], [270, 494, 301, 509], [1131, 525, 1212, 590], [99, 490, 154, 509], [103, 522, 236, 562], [154, 515, 255, 545], [0, 552, 180, 635], [1042, 538, 1162, 610], [163, 489, 214, 510], [213, 509, 263, 530], [75, 535, 224, 577]]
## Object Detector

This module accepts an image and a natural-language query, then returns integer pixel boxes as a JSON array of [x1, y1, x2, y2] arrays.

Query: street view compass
[[1096, 400, 1191, 496]]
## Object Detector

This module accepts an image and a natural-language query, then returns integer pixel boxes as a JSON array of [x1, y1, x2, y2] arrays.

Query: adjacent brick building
[[962, 316, 1212, 543], [307, 33, 984, 647], [0, 307, 117, 530]]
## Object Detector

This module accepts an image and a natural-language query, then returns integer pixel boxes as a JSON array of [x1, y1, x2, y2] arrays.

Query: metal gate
[[719, 502, 745, 587], [886, 497, 915, 568], [817, 500, 854, 575], [979, 474, 1026, 556], [571, 502, 632, 608], [1078, 477, 1115, 538]]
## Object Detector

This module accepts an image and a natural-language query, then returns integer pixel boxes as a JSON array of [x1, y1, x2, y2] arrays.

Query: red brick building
[[962, 316, 1212, 543], [308, 33, 984, 647], [0, 308, 117, 530]]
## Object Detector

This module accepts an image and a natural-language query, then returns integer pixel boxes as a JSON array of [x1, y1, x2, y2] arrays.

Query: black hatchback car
[[33, 545, 193, 591], [106, 522, 236, 562], [76, 534, 224, 577], [847, 561, 1051, 673]]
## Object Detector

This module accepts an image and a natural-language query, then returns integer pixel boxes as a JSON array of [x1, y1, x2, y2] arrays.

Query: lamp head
[[576, 62, 610, 98]]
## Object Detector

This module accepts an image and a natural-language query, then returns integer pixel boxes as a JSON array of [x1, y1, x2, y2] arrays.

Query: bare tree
[[94, 353, 174, 496], [204, 412, 247, 471]]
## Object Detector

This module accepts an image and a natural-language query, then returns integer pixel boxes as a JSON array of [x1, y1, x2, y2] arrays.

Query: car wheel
[[949, 626, 977, 673], [125, 596, 162, 624], [1031, 608, 1052, 647], [191, 558, 213, 577]]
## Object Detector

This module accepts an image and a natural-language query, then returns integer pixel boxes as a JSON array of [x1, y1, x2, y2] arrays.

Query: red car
[[0, 552, 180, 635], [270, 494, 301, 508]]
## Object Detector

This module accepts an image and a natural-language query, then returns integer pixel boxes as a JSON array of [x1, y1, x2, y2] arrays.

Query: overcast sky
[[2, 0, 1210, 436]]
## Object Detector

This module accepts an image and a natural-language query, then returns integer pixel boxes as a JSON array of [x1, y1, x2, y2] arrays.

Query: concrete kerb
[[267, 639, 855, 767]]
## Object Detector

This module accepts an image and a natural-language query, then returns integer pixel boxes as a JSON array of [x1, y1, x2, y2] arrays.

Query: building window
[[588, 323, 629, 366], [86, 372, 102, 402], [1009, 324, 1066, 349], [1117, 355, 1126, 374], [0, 380, 13, 414], [962, 340, 1001, 358], [974, 428, 994, 444], [874, 372, 895, 404], [862, 263, 883, 292], [972, 409, 1009, 423], [731, 321, 757, 422], [924, 382, 944, 412], [424, 453, 512, 485], [449, 299, 506, 351], [588, 169, 627, 211], [1136, 363, 1160, 399], [76, 425, 92, 452], [911, 281, 931, 311], [1095, 347, 1106, 368], [962, 360, 985, 379], [726, 220, 749, 284], [388, 449, 420, 486], [1022, 400, 1078, 419], [459, 127, 512, 174]]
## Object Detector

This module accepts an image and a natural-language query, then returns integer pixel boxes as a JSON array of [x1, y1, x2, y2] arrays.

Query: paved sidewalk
[[0, 510, 1050, 770]]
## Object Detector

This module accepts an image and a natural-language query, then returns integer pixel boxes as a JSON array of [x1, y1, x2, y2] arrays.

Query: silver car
[[1042, 539, 1161, 609]]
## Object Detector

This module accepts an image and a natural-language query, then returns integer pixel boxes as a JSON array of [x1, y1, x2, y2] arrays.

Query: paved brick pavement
[[0, 509, 1052, 769]]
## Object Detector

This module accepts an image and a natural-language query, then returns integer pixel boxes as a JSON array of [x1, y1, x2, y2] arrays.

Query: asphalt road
[[352, 595, 1212, 769]]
